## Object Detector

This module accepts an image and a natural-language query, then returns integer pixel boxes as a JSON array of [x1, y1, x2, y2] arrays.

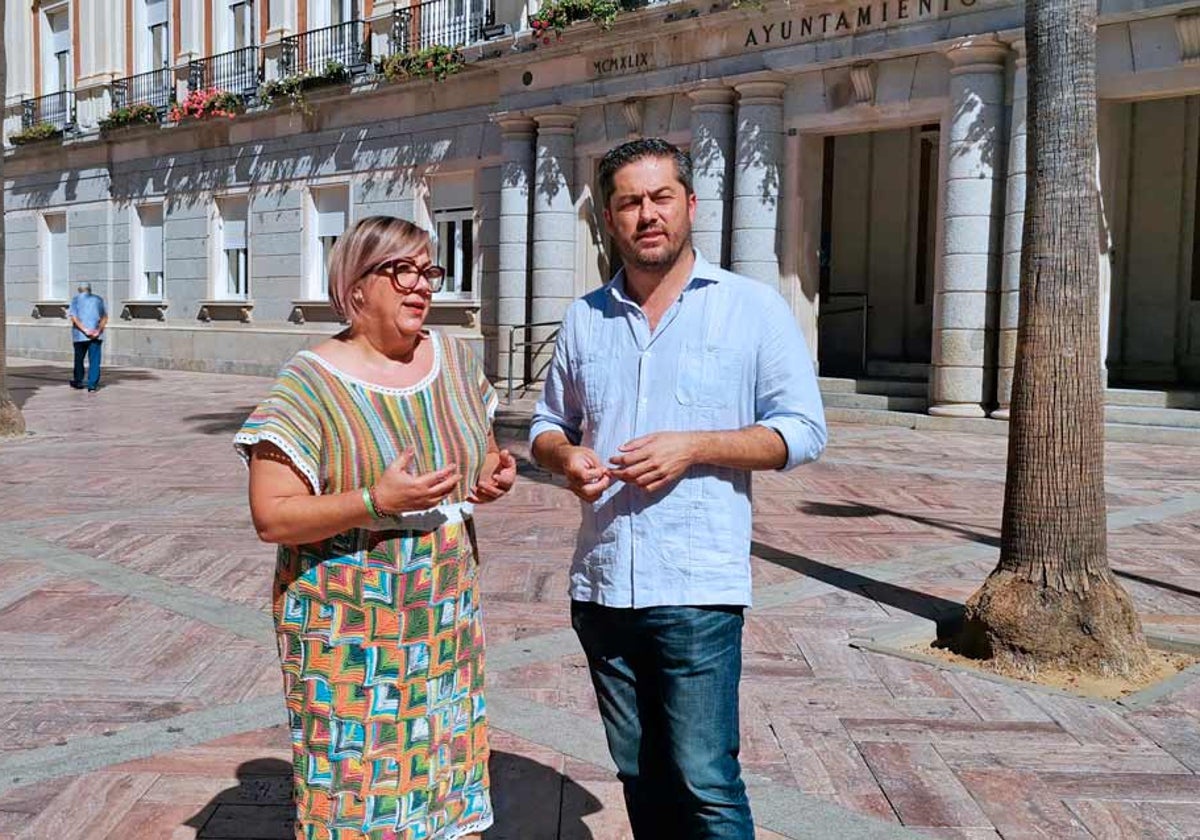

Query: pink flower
[[543, 36, 551, 44]]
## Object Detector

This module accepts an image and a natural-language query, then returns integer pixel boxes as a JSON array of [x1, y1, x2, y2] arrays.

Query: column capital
[[734, 79, 787, 105], [533, 110, 578, 135], [688, 83, 735, 111], [494, 115, 536, 140], [944, 35, 1009, 74]]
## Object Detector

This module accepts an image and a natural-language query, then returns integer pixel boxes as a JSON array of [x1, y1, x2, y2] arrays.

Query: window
[[42, 5, 71, 94], [309, 185, 349, 298], [230, 1, 254, 49], [135, 205, 165, 300], [44, 213, 69, 300], [435, 209, 475, 298], [140, 0, 170, 71], [218, 198, 249, 299]]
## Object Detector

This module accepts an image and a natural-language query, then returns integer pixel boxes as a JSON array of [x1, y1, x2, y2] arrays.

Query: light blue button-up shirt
[[530, 252, 827, 608], [67, 293, 107, 343]]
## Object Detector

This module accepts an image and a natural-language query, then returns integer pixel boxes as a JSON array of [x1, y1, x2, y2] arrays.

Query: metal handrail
[[188, 46, 262, 97], [506, 320, 561, 404], [111, 67, 175, 113], [280, 19, 369, 78], [822, 292, 870, 376], [21, 91, 75, 130], [389, 0, 495, 55]]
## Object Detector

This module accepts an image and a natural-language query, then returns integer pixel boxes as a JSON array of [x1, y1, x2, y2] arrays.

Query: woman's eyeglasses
[[370, 259, 447, 294]]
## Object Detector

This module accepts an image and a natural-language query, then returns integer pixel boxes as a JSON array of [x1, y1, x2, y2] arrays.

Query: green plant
[[261, 60, 350, 114], [529, 0, 621, 41], [377, 45, 465, 83], [8, 122, 62, 145], [169, 87, 243, 122], [99, 103, 160, 131]]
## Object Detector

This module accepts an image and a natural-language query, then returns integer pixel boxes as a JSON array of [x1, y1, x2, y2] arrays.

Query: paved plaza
[[0, 357, 1199, 839]]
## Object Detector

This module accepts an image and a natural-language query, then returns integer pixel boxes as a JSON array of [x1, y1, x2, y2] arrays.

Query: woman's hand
[[371, 449, 460, 514], [469, 449, 517, 504]]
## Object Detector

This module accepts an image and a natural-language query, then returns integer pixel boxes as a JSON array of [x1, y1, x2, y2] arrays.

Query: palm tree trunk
[[0, 0, 28, 438], [959, 0, 1149, 676]]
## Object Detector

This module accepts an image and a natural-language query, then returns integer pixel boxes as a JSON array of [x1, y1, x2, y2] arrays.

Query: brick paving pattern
[[0, 358, 1198, 839]]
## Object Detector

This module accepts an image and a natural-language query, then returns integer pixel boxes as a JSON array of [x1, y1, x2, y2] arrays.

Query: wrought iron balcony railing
[[111, 67, 175, 113], [389, 0, 494, 55], [21, 90, 76, 130], [281, 20, 370, 77], [187, 46, 262, 97]]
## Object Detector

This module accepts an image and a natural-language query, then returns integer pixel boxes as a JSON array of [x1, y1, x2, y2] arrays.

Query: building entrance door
[[817, 125, 939, 378]]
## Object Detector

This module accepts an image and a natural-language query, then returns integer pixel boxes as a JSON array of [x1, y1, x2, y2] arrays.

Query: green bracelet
[[362, 486, 380, 519]]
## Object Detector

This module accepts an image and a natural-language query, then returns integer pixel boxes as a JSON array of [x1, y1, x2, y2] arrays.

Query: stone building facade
[[4, 0, 1200, 418]]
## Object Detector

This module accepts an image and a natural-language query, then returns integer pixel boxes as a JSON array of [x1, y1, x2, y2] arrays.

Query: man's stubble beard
[[621, 228, 694, 272]]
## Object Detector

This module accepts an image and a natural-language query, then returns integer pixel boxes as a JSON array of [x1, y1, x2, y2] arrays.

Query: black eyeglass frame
[[366, 258, 447, 294]]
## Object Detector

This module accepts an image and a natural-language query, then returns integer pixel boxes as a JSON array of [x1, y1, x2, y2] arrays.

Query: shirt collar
[[607, 248, 722, 306]]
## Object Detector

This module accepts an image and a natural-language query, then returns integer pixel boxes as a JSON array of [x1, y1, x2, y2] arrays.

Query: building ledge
[[31, 300, 69, 319], [198, 299, 254, 324], [120, 300, 169, 322]]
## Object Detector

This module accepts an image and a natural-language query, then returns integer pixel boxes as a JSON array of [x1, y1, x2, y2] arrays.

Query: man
[[67, 283, 107, 392], [529, 138, 826, 838]]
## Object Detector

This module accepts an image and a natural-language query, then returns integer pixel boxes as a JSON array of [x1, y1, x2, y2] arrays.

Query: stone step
[[866, 360, 931, 379], [1105, 388, 1200, 409], [1104, 404, 1200, 429], [826, 406, 1200, 445], [822, 392, 928, 412], [819, 377, 929, 397]]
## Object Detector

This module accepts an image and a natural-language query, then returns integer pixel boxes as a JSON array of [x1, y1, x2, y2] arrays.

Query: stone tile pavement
[[1, 357, 1199, 839]]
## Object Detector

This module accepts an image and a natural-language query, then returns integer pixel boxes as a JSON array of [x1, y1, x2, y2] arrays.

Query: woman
[[235, 216, 516, 839]]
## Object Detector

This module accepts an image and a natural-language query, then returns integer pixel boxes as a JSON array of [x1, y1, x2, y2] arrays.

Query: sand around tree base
[[908, 642, 1198, 700]]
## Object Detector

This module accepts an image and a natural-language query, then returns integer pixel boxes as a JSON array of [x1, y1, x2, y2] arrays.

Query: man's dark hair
[[598, 138, 694, 207]]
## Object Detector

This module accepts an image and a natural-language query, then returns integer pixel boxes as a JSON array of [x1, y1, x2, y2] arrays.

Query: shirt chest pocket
[[676, 345, 743, 408], [578, 358, 612, 415]]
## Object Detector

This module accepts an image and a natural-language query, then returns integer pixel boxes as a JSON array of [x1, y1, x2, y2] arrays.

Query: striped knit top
[[234, 331, 497, 513]]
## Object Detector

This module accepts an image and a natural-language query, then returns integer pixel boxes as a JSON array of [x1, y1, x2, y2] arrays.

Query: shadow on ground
[[6, 363, 160, 409], [183, 407, 260, 436], [753, 539, 966, 636], [181, 752, 602, 839]]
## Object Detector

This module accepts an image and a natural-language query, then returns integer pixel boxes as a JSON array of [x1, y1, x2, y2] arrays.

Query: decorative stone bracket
[[31, 301, 69, 319], [849, 62, 877, 105], [289, 300, 344, 325], [120, 300, 169, 322], [1177, 13, 1200, 63], [197, 300, 254, 324]]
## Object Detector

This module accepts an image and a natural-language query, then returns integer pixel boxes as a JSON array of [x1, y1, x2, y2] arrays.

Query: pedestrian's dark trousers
[[571, 600, 753, 839], [72, 339, 102, 389]]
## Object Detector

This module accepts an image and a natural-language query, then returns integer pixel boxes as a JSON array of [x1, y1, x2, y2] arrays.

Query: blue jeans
[[72, 339, 102, 389], [571, 601, 753, 839]]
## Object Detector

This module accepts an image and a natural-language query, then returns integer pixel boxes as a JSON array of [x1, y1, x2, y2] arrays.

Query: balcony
[[389, 0, 494, 55], [187, 46, 262, 98], [111, 67, 176, 114], [21, 91, 76, 131], [281, 20, 370, 77]]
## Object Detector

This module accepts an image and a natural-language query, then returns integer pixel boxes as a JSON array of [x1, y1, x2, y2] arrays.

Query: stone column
[[731, 79, 786, 287], [497, 116, 535, 389], [929, 38, 1009, 418], [689, 84, 735, 267], [531, 111, 577, 376], [992, 40, 1027, 420]]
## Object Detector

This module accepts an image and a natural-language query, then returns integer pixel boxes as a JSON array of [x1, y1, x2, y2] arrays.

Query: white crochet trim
[[364, 501, 475, 532], [441, 815, 494, 839], [233, 430, 322, 496], [298, 331, 442, 396]]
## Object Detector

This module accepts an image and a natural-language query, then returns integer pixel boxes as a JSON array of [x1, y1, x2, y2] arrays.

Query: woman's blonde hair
[[327, 216, 434, 322]]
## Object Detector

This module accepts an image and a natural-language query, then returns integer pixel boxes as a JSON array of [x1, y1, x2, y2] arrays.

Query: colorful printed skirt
[[273, 521, 491, 839]]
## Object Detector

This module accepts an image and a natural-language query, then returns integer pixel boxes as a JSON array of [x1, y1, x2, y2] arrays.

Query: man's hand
[[469, 449, 517, 504], [608, 432, 696, 493], [563, 447, 611, 502]]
